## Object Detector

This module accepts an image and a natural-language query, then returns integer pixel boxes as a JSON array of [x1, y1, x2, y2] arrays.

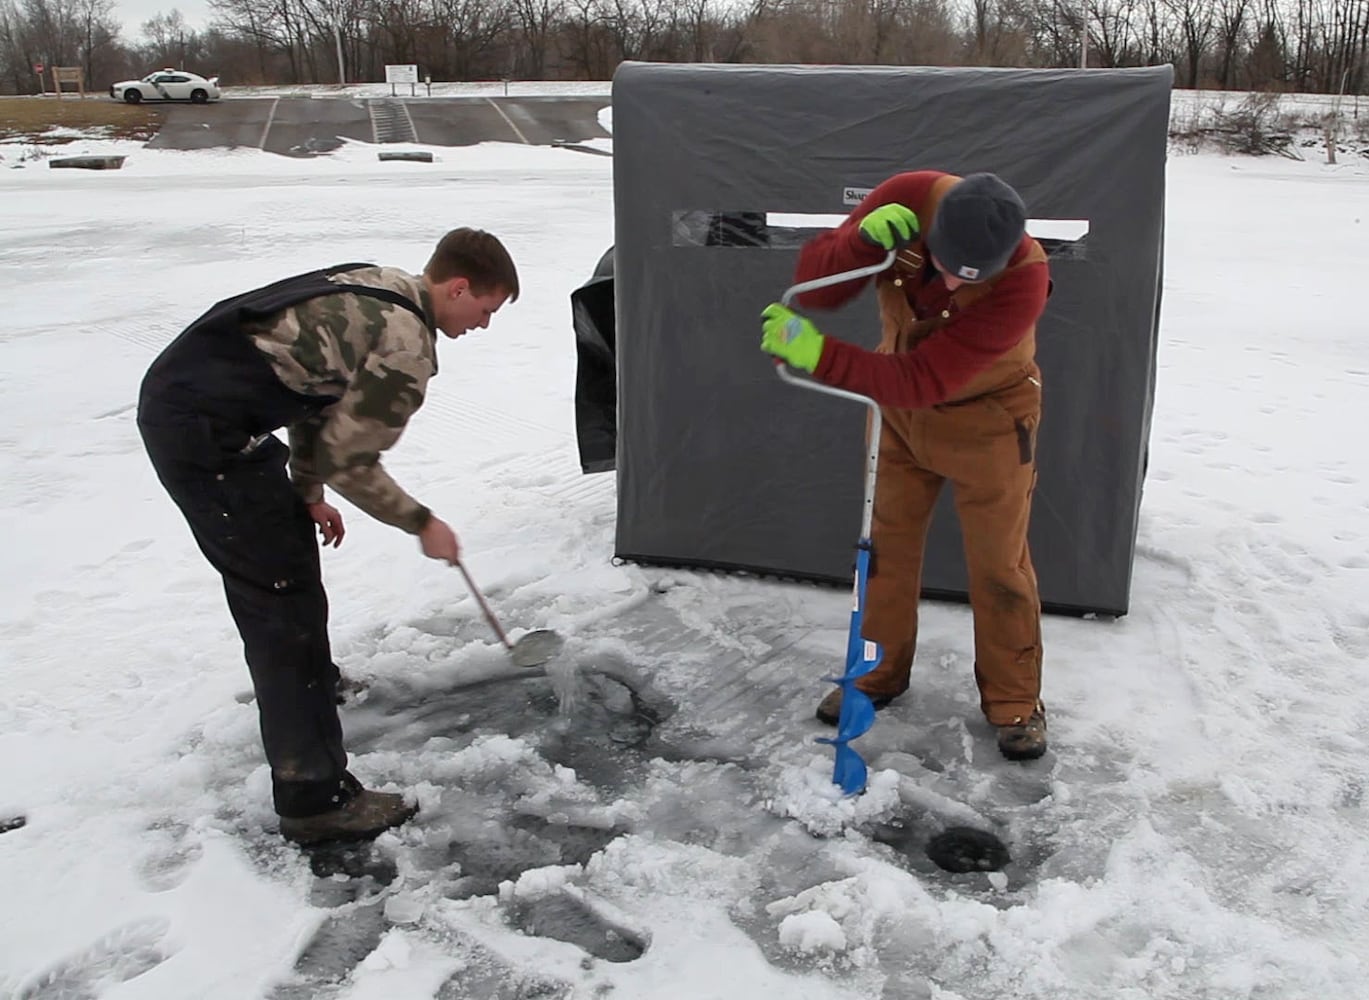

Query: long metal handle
[[774, 250, 896, 539], [456, 561, 515, 652], [779, 250, 896, 308]]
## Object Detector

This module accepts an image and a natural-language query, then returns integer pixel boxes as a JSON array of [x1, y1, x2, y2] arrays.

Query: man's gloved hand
[[760, 303, 825, 374], [858, 203, 920, 250]]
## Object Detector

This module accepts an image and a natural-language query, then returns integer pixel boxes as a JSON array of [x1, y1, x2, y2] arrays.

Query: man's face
[[930, 254, 985, 292], [437, 278, 508, 339]]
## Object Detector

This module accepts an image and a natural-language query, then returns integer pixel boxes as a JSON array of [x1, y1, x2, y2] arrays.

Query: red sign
[[33, 63, 44, 73]]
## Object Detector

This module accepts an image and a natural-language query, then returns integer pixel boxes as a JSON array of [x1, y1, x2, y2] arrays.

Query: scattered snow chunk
[[778, 910, 847, 953]]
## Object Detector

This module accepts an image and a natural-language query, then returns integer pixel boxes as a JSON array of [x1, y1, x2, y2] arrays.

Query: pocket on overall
[[1013, 415, 1038, 465], [198, 435, 318, 591], [982, 378, 1042, 466]]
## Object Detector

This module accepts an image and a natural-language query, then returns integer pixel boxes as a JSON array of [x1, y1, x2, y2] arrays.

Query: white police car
[[109, 70, 221, 104]]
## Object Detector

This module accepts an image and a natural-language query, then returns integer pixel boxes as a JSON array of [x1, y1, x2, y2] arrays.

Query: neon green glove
[[858, 203, 920, 250], [760, 303, 825, 374]]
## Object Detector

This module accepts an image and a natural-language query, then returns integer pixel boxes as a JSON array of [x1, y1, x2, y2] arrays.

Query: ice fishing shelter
[[606, 62, 1172, 616]]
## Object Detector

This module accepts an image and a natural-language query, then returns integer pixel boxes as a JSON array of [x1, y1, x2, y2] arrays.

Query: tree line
[[2, 0, 1366, 97]]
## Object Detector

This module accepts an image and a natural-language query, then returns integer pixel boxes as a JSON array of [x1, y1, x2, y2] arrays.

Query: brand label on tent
[[842, 186, 872, 205]]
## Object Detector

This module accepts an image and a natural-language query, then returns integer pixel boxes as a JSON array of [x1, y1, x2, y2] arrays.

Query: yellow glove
[[858, 203, 920, 250], [760, 304, 824, 374]]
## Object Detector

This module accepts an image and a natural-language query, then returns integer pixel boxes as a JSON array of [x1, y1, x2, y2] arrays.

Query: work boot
[[279, 781, 418, 845], [996, 707, 1048, 761], [334, 674, 368, 705], [815, 686, 898, 726]]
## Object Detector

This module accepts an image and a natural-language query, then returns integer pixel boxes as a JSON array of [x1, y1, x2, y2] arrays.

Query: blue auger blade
[[813, 536, 884, 797], [831, 742, 868, 795], [835, 684, 876, 741], [846, 636, 883, 679], [814, 734, 868, 794]]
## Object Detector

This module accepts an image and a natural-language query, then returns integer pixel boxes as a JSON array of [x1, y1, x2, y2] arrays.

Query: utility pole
[[1079, 0, 1089, 67], [334, 20, 346, 85]]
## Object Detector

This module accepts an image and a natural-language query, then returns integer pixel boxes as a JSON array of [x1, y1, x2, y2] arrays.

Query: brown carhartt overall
[[857, 176, 1047, 727]]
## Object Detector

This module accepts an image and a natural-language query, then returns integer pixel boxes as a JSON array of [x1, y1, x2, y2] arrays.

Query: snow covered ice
[[2, 98, 1368, 1000]]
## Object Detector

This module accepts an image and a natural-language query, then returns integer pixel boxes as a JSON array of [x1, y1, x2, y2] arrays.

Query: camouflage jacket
[[243, 266, 438, 534]]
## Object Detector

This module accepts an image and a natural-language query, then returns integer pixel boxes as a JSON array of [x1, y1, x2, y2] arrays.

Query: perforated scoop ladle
[[456, 561, 563, 668]]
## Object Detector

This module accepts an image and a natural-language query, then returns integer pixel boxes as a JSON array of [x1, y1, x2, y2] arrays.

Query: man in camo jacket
[[137, 228, 519, 845]]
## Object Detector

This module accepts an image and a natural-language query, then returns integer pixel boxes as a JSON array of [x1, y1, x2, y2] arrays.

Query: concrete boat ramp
[[146, 94, 611, 158]]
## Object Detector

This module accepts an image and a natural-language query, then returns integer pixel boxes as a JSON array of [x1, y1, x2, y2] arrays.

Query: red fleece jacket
[[795, 171, 1050, 409]]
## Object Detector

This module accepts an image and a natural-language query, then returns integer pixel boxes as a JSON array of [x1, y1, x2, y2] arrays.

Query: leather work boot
[[279, 784, 418, 845], [334, 674, 368, 705], [996, 707, 1048, 761], [815, 686, 898, 726]]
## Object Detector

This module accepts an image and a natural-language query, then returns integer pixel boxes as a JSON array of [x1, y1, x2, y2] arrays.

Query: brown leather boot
[[996, 707, 1048, 761], [279, 786, 418, 845], [814, 686, 898, 726], [334, 674, 368, 705]]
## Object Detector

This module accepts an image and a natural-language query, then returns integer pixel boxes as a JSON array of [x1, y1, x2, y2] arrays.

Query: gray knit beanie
[[925, 173, 1027, 282]]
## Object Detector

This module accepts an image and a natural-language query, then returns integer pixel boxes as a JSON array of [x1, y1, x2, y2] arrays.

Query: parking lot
[[147, 94, 610, 157]]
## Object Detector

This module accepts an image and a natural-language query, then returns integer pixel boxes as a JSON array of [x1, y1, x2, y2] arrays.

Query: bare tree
[[6, 0, 1367, 94], [1324, 0, 1369, 93], [1246, 0, 1287, 87], [0, 0, 34, 92], [1166, 0, 1215, 86], [1019, 0, 1085, 66], [510, 0, 561, 76], [23, 0, 81, 67], [423, 0, 512, 78], [1123, 0, 1169, 65], [966, 0, 1032, 65], [598, 0, 668, 61], [141, 8, 191, 67], [1213, 0, 1250, 87], [836, 0, 915, 63], [1086, 0, 1142, 66], [559, 0, 614, 76], [210, 0, 311, 81], [69, 0, 118, 82], [1289, 0, 1318, 89], [676, 0, 716, 60]]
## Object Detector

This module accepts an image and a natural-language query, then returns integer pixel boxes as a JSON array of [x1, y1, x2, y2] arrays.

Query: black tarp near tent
[[571, 247, 616, 474], [576, 62, 1172, 616]]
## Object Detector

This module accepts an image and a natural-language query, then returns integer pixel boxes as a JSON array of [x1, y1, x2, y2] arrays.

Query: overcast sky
[[116, 0, 213, 43]]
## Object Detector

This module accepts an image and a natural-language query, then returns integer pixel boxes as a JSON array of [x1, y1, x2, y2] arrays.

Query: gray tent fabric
[[610, 62, 1172, 616]]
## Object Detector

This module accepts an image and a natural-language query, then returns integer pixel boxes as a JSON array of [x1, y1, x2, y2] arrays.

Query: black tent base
[[612, 553, 1123, 619]]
